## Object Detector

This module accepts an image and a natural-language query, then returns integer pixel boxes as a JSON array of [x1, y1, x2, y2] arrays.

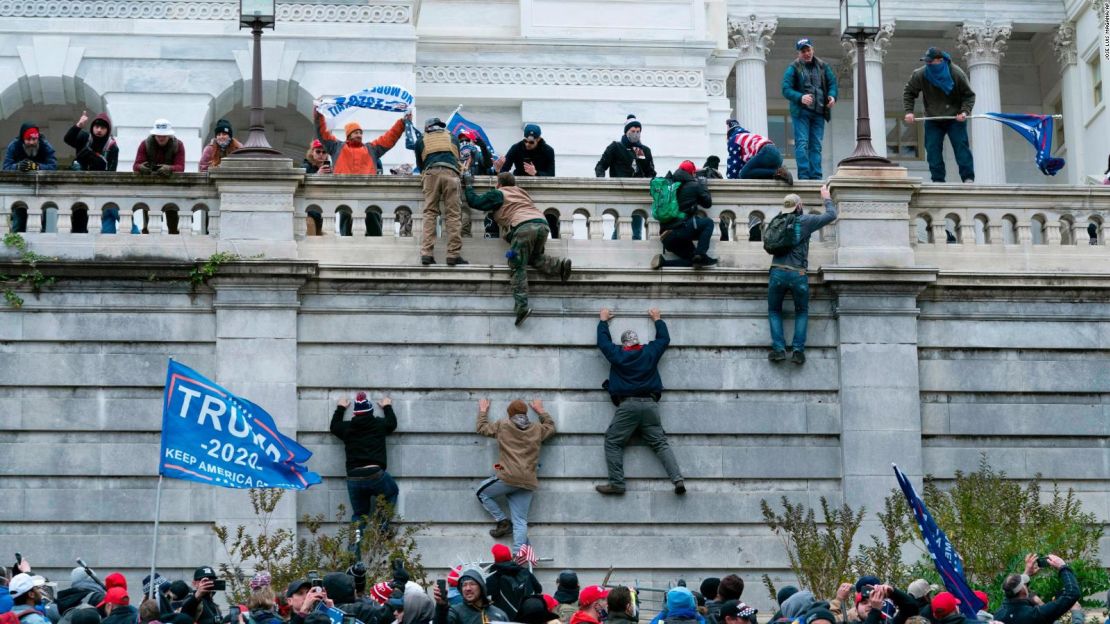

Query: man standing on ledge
[[595, 115, 656, 178], [781, 37, 838, 181], [903, 47, 976, 183], [415, 117, 466, 266], [595, 307, 684, 495]]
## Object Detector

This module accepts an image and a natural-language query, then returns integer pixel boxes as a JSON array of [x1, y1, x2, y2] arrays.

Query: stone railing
[[3, 163, 1109, 273]]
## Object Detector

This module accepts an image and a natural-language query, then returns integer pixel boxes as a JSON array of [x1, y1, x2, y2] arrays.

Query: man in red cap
[[99, 587, 138, 624], [930, 593, 965, 624], [331, 392, 399, 558], [651, 160, 718, 269], [569, 586, 609, 624], [485, 543, 542, 620]]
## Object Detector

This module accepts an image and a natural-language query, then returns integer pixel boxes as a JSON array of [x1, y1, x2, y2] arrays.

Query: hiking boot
[[674, 481, 687, 495], [489, 519, 511, 538], [447, 257, 469, 266], [692, 255, 719, 268], [420, 255, 436, 265], [595, 484, 626, 495], [650, 254, 664, 270], [791, 350, 806, 365], [514, 307, 532, 327], [560, 258, 572, 283], [773, 167, 794, 186], [768, 350, 787, 362]]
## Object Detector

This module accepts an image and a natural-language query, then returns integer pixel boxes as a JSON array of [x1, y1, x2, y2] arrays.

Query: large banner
[[159, 360, 321, 490], [316, 85, 414, 126]]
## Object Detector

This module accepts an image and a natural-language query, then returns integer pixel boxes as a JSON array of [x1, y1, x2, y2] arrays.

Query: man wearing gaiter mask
[[475, 398, 557, 551], [595, 115, 656, 178], [199, 119, 242, 172], [903, 47, 977, 183]]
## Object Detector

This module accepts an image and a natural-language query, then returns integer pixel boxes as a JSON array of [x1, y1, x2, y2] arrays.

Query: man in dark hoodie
[[98, 588, 138, 624], [331, 392, 399, 557], [595, 115, 655, 178], [650, 160, 717, 269], [180, 566, 222, 624], [64, 111, 119, 172], [994, 554, 1079, 624], [484, 544, 543, 621], [433, 568, 508, 624], [56, 567, 106, 624], [323, 572, 388, 624], [4, 122, 57, 232], [595, 307, 684, 496], [553, 571, 580, 623]]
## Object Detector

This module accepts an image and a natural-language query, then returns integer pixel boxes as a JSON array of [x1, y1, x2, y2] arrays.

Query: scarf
[[510, 413, 531, 430], [925, 55, 955, 95], [621, 345, 643, 352]]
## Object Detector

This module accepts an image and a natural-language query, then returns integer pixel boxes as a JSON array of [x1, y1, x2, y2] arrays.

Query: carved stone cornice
[[706, 79, 726, 97], [0, 1, 412, 23], [415, 65, 704, 88], [727, 14, 777, 61], [957, 20, 1013, 68], [1053, 22, 1078, 67], [840, 21, 896, 65]]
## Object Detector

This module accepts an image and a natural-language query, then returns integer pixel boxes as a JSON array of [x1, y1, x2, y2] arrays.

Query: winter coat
[[133, 136, 185, 172], [198, 138, 243, 172], [484, 562, 543, 620], [476, 407, 555, 490], [314, 113, 405, 175], [3, 123, 58, 171], [435, 570, 508, 624], [660, 168, 712, 232], [902, 63, 976, 118], [994, 567, 1080, 624], [556, 604, 578, 624], [179, 594, 221, 624], [63, 113, 119, 171], [403, 584, 436, 624], [569, 612, 600, 624], [463, 185, 546, 234], [608, 613, 639, 624], [782, 58, 839, 121], [330, 404, 397, 473], [770, 199, 838, 271], [101, 606, 140, 624], [597, 319, 669, 401], [595, 137, 655, 178], [500, 140, 556, 177], [302, 158, 329, 174]]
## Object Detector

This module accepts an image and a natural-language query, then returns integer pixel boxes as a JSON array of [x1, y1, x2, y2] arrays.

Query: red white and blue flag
[[979, 113, 1065, 176], [514, 544, 538, 567], [447, 109, 499, 159]]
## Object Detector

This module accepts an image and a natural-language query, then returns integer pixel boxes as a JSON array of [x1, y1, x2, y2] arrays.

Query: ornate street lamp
[[233, 0, 282, 156], [838, 0, 893, 167]]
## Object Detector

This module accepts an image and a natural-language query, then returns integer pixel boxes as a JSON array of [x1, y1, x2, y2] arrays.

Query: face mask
[[216, 136, 231, 148], [625, 130, 641, 144], [510, 413, 530, 430]]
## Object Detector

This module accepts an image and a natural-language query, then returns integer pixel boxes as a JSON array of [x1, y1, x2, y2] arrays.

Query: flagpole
[[912, 114, 1064, 122], [149, 473, 164, 601]]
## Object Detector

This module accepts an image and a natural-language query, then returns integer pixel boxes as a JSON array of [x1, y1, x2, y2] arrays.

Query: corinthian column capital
[[957, 20, 1013, 67], [727, 14, 777, 61]]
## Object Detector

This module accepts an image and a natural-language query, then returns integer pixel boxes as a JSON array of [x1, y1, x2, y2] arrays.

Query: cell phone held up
[[212, 579, 227, 592], [1036, 556, 1049, 568], [436, 579, 447, 600]]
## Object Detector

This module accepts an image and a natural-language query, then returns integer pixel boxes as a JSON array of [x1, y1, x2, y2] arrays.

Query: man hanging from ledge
[[463, 172, 572, 326]]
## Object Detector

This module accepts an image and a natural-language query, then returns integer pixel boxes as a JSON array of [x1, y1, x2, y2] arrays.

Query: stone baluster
[[352, 209, 367, 237], [1017, 221, 1032, 245], [588, 214, 603, 240], [559, 212, 573, 240], [728, 15, 777, 136], [959, 222, 976, 245], [1045, 222, 1061, 245], [26, 202, 43, 234], [988, 223, 1003, 246], [616, 216, 632, 241], [87, 203, 103, 235], [931, 221, 948, 246], [179, 209, 194, 235], [56, 204, 72, 234], [381, 209, 396, 238], [958, 20, 1012, 185], [147, 205, 163, 235]]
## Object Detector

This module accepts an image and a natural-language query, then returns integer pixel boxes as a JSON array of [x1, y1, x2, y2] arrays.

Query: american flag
[[514, 544, 538, 567]]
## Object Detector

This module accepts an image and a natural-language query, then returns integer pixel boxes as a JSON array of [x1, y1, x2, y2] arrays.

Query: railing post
[[207, 157, 306, 258]]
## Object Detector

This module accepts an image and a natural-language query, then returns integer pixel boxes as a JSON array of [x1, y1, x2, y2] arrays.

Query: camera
[[211, 579, 227, 592]]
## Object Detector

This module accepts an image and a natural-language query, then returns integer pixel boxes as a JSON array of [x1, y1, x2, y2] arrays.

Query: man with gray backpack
[[649, 160, 718, 269], [764, 185, 836, 364]]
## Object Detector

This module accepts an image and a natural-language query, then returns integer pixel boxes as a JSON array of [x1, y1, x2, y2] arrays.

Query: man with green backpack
[[649, 160, 718, 269], [764, 185, 836, 364]]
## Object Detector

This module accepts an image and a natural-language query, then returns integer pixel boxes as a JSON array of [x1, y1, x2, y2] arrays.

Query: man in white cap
[[9, 573, 51, 624], [133, 118, 185, 177]]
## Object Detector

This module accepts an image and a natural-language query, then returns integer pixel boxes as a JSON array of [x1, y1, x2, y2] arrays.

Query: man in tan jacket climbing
[[475, 398, 557, 551]]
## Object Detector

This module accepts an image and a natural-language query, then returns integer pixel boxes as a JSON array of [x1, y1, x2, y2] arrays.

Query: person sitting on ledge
[[725, 119, 792, 185], [463, 172, 572, 326], [651, 160, 718, 270]]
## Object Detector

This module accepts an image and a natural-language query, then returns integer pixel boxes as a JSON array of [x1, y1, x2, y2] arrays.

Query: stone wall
[[0, 166, 1108, 610]]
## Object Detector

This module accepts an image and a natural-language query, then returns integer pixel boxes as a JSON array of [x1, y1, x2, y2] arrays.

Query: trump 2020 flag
[[160, 360, 321, 490], [893, 464, 983, 617], [446, 110, 499, 159], [980, 113, 1065, 176]]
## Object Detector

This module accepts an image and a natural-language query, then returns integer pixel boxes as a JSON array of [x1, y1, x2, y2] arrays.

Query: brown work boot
[[773, 167, 794, 186], [559, 258, 572, 283], [595, 484, 626, 495], [489, 519, 511, 538]]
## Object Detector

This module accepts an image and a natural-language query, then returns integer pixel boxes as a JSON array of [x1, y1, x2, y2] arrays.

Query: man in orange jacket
[[313, 105, 409, 175]]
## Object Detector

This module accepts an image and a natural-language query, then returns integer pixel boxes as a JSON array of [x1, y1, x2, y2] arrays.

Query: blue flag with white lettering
[[893, 464, 983, 617], [159, 360, 321, 490], [446, 110, 499, 159], [979, 113, 1065, 176]]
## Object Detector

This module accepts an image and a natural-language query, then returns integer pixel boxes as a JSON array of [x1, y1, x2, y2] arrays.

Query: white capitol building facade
[[0, 0, 1106, 185]]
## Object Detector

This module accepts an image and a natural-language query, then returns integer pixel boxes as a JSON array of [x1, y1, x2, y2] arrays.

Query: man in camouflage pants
[[463, 172, 572, 326]]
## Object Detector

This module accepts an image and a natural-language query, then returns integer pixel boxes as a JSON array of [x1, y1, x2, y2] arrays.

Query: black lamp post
[[233, 0, 282, 156], [838, 0, 893, 167]]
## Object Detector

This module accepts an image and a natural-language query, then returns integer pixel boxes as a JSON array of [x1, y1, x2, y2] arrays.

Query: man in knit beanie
[[595, 114, 656, 178], [475, 398, 557, 550]]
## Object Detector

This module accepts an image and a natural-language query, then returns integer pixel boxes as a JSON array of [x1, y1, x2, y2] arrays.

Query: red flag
[[514, 544, 538, 566]]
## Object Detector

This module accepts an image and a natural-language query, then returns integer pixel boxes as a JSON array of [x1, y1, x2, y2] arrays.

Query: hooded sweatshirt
[[476, 406, 556, 490], [64, 113, 118, 171], [403, 583, 436, 624], [649, 588, 703, 624], [3, 122, 58, 171], [323, 572, 388, 624], [435, 569, 508, 624]]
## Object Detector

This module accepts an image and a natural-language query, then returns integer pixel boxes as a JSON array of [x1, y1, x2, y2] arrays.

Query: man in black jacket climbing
[[331, 392, 399, 556], [651, 160, 718, 269]]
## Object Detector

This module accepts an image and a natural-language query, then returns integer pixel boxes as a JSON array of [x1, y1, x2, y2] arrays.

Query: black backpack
[[491, 570, 534, 620], [763, 212, 802, 255]]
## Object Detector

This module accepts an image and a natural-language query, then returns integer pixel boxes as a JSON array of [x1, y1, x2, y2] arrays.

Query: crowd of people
[[2, 550, 1100, 624]]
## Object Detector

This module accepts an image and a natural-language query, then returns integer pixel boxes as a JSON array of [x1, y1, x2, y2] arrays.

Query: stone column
[[842, 22, 896, 158], [1054, 23, 1085, 186], [727, 14, 777, 136], [957, 20, 1012, 185], [707, 49, 740, 162], [825, 167, 935, 521], [208, 157, 306, 259]]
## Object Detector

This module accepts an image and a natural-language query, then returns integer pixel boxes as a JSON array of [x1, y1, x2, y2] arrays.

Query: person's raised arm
[[597, 308, 621, 362], [476, 398, 497, 437]]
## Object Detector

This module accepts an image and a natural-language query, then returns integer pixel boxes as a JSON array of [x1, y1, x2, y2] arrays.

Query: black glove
[[347, 562, 367, 594], [18, 160, 37, 172]]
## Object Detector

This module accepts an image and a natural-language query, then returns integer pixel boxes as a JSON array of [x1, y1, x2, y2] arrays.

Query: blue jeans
[[740, 145, 784, 179], [101, 207, 119, 234], [476, 476, 534, 551], [659, 216, 714, 266], [793, 110, 826, 180], [347, 467, 399, 555], [924, 120, 975, 182], [767, 267, 810, 352]]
